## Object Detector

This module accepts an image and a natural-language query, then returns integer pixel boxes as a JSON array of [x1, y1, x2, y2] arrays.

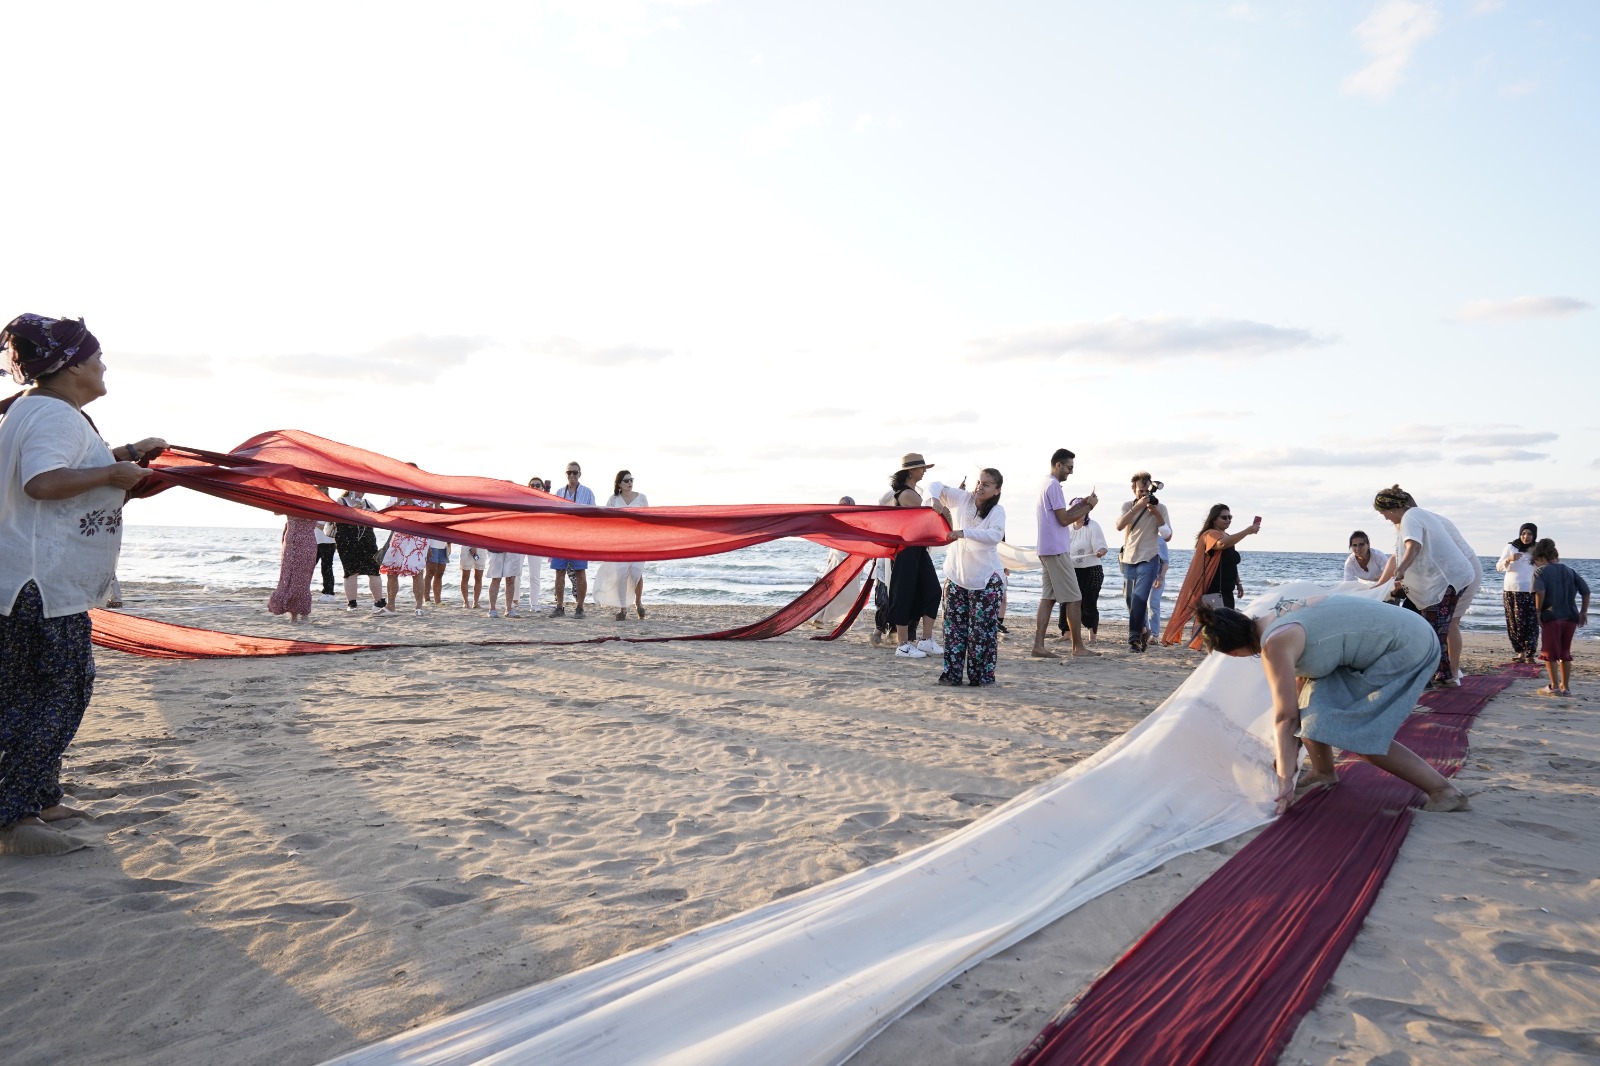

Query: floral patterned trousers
[[1503, 590, 1539, 659], [0, 582, 95, 825], [941, 575, 1004, 686]]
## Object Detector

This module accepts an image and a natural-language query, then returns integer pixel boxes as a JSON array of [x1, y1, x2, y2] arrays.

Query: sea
[[118, 525, 1600, 636]]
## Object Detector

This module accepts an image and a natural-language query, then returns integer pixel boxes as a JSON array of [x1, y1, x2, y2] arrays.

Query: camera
[[1144, 479, 1164, 506]]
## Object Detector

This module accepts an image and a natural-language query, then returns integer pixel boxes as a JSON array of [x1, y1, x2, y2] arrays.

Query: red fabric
[[90, 554, 872, 659], [136, 431, 948, 561], [1012, 669, 1515, 1066]]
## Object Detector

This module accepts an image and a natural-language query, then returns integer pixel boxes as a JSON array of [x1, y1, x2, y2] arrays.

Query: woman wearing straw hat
[[887, 452, 945, 659]]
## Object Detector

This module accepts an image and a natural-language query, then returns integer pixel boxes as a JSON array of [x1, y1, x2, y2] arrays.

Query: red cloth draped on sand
[[136, 430, 948, 561], [1161, 538, 1223, 649], [1011, 667, 1516, 1066], [91, 554, 874, 659]]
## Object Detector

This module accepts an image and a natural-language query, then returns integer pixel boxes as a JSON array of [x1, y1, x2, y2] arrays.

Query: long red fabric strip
[[136, 431, 948, 561], [90, 554, 871, 659], [1012, 666, 1523, 1066]]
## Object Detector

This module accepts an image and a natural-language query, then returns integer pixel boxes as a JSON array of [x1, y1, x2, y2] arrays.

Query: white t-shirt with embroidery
[[0, 395, 124, 617]]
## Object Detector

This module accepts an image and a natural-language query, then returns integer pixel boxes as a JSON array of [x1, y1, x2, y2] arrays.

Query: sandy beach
[[2, 585, 1596, 1066]]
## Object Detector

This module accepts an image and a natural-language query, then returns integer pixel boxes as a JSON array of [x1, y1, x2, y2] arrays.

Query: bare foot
[[39, 804, 87, 822], [1292, 772, 1338, 801], [1071, 646, 1102, 657], [1030, 646, 1059, 659], [1421, 786, 1470, 812]]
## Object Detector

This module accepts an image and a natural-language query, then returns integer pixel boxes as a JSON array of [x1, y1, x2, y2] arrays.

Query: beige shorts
[[486, 552, 525, 580], [460, 546, 486, 571], [1040, 553, 1081, 603]]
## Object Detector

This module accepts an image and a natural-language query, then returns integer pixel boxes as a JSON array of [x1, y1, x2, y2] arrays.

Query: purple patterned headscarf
[[1, 313, 102, 385]]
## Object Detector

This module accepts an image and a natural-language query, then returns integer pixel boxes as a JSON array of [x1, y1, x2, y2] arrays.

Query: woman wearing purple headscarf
[[0, 314, 166, 855]]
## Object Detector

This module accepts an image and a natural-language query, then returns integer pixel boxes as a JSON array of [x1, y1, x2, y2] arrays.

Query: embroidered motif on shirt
[[78, 507, 123, 537]]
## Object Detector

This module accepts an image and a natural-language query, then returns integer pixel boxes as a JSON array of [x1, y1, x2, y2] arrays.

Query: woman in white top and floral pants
[[1497, 522, 1540, 662], [927, 470, 1007, 686]]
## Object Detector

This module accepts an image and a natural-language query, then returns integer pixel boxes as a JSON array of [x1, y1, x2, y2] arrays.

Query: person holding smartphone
[[1162, 503, 1261, 648]]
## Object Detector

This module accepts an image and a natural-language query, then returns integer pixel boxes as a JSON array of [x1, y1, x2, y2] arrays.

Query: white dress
[[593, 492, 649, 610]]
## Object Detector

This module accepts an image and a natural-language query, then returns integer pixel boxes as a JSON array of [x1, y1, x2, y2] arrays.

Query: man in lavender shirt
[[1033, 448, 1100, 659]]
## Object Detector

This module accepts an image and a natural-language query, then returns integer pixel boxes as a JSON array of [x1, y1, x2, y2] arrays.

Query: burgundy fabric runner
[[1012, 666, 1521, 1066], [91, 554, 872, 659], [136, 431, 948, 561]]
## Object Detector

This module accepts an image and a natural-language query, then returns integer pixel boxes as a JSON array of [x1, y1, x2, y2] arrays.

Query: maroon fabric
[[91, 554, 872, 659], [136, 431, 948, 561], [1012, 668, 1517, 1066]]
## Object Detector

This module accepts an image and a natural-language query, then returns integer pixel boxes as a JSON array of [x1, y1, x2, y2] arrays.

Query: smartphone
[[1253, 515, 1262, 526]]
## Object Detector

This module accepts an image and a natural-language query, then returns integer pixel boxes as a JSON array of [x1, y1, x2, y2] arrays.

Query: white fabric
[[997, 542, 1040, 571], [811, 548, 867, 627], [319, 584, 1407, 1066], [593, 493, 649, 610], [925, 482, 1004, 591], [0, 394, 123, 617], [1342, 546, 1389, 582], [1394, 507, 1477, 609], [1497, 543, 1535, 593]]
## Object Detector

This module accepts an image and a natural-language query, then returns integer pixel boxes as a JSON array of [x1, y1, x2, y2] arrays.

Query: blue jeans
[[1121, 558, 1159, 646]]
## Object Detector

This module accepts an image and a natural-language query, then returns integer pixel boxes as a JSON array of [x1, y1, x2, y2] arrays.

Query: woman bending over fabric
[[926, 470, 1006, 686], [1196, 596, 1470, 816], [1373, 485, 1479, 687], [887, 453, 946, 659], [1162, 503, 1260, 647], [594, 470, 650, 621], [0, 313, 166, 855], [1496, 522, 1540, 663]]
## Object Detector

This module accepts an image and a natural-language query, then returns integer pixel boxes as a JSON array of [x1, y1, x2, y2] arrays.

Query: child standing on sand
[[1531, 537, 1589, 697]]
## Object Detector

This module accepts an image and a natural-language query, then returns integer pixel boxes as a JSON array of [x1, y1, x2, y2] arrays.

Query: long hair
[[1196, 600, 1258, 655], [614, 470, 631, 496], [1195, 503, 1229, 547], [976, 468, 1003, 520], [889, 468, 912, 496]]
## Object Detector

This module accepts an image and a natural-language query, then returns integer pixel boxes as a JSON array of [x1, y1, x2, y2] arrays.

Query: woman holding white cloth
[[927, 469, 1006, 686]]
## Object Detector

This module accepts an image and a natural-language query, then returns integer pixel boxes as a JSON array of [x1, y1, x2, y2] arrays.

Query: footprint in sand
[[401, 885, 473, 908], [1526, 1029, 1600, 1055], [1493, 940, 1600, 968], [722, 794, 768, 812]]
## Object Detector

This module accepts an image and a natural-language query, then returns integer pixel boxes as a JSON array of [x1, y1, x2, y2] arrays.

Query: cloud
[[1444, 429, 1558, 447], [260, 333, 490, 383], [120, 352, 214, 377], [1454, 295, 1593, 322], [968, 315, 1332, 363], [751, 438, 1002, 463], [743, 100, 823, 155], [1342, 0, 1441, 101], [524, 336, 674, 365], [1232, 446, 1441, 468], [1174, 409, 1250, 422], [797, 408, 860, 419], [1469, 0, 1505, 13], [1224, 3, 1265, 21], [1499, 80, 1536, 98], [889, 409, 978, 426], [1455, 448, 1549, 465]]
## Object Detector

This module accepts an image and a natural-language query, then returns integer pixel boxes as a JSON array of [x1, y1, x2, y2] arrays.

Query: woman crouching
[[1196, 596, 1470, 815]]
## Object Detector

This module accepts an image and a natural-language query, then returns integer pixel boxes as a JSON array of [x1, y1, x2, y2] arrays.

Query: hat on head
[[898, 452, 934, 472], [1, 313, 101, 385]]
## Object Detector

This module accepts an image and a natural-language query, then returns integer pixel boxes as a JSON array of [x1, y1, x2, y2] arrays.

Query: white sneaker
[[895, 643, 927, 659], [916, 638, 943, 655], [489, 608, 500, 619]]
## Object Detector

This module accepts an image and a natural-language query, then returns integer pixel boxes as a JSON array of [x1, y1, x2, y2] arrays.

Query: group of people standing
[[266, 463, 652, 623]]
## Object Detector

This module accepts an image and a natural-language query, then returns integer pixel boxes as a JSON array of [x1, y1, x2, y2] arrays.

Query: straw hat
[[897, 452, 934, 472]]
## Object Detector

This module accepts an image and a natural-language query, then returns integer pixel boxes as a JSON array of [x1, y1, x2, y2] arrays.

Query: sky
[[3, 1, 1596, 554]]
